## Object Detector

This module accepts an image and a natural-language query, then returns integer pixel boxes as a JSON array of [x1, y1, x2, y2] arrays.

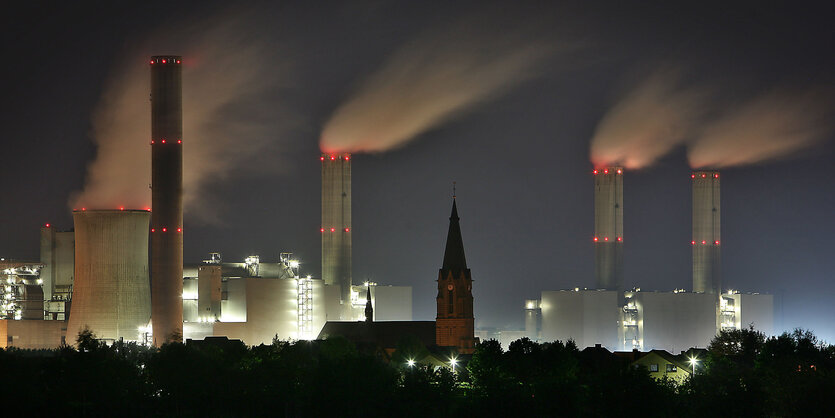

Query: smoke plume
[[71, 11, 295, 222], [320, 20, 559, 154], [589, 69, 708, 169], [687, 87, 834, 168]]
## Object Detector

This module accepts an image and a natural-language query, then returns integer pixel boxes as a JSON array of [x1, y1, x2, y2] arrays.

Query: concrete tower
[[593, 167, 624, 290], [150, 55, 184, 345], [321, 153, 352, 319], [68, 210, 151, 343], [436, 198, 475, 354], [692, 170, 721, 294]]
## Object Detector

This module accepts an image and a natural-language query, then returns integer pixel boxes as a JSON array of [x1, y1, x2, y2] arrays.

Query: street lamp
[[407, 359, 415, 368], [449, 356, 458, 373], [688, 356, 699, 375]]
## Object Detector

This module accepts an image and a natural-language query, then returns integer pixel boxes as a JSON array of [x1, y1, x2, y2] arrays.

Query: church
[[318, 197, 478, 357]]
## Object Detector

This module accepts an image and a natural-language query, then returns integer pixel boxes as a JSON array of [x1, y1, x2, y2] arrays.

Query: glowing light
[[449, 356, 458, 372], [150, 60, 154, 65], [151, 228, 155, 232], [344, 228, 349, 232], [119, 206, 124, 211], [289, 260, 299, 269], [162, 59, 166, 63], [45, 223, 50, 228], [593, 237, 598, 242], [691, 240, 695, 245], [407, 359, 415, 367], [161, 139, 166, 144], [177, 139, 182, 144], [320, 156, 325, 161], [691, 174, 695, 179], [604, 237, 609, 241], [177, 228, 182, 232], [344, 155, 349, 161], [330, 155, 335, 160], [176, 60, 181, 64], [701, 240, 706, 245], [162, 228, 167, 232], [616, 169, 622, 174], [617, 237, 622, 242], [603, 169, 609, 174], [714, 240, 720, 245], [701, 174, 706, 178], [81, 208, 86, 211], [593, 169, 598, 175], [145, 207, 151, 212], [320, 228, 324, 232], [151, 140, 155, 144], [330, 228, 335, 232]]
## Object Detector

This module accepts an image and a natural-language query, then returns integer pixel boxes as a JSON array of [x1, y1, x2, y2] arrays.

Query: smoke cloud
[[589, 70, 708, 169], [687, 87, 834, 168], [320, 20, 560, 154], [71, 11, 296, 222]]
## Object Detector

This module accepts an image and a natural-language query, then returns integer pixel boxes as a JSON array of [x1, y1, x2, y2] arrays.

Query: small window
[[666, 364, 677, 372], [649, 364, 658, 372]]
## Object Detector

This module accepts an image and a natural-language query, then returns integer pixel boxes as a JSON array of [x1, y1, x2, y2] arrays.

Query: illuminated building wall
[[593, 167, 624, 290], [321, 153, 352, 319], [150, 55, 184, 345], [692, 171, 721, 294], [539, 289, 620, 350], [39, 225, 74, 308]]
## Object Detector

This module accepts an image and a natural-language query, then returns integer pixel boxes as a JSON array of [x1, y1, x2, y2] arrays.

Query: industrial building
[[321, 152, 352, 320], [524, 169, 774, 352]]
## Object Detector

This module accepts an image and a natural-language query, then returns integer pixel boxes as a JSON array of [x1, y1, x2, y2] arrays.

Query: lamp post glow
[[688, 356, 699, 375], [407, 359, 415, 368], [449, 356, 458, 373]]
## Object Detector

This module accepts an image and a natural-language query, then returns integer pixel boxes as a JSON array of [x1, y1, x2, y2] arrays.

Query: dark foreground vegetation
[[1, 328, 833, 417]]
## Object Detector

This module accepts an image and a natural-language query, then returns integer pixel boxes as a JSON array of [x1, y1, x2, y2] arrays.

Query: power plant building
[[593, 167, 624, 291], [692, 170, 721, 294], [321, 152, 352, 319], [67, 209, 152, 344], [150, 55, 184, 345]]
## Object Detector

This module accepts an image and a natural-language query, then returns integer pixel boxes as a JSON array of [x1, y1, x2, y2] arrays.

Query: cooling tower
[[150, 55, 183, 345], [692, 170, 721, 294], [68, 210, 151, 343], [593, 167, 624, 290], [321, 153, 352, 319]]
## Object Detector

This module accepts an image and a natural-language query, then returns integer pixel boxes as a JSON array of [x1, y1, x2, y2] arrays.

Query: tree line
[[0, 327, 833, 417]]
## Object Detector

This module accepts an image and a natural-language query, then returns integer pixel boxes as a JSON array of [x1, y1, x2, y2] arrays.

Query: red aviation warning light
[[320, 156, 325, 161], [344, 155, 350, 161], [691, 240, 696, 245], [617, 237, 622, 242], [45, 223, 50, 228], [714, 240, 720, 245], [616, 169, 622, 174], [593, 169, 599, 175], [330, 155, 335, 160], [320, 228, 325, 232], [330, 228, 335, 232], [691, 174, 696, 179], [593, 237, 599, 242], [603, 169, 609, 174], [344, 228, 350, 232], [604, 237, 609, 241], [714, 173, 719, 178]]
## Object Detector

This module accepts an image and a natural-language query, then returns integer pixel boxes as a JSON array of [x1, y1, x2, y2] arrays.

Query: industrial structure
[[150, 55, 184, 345], [524, 169, 774, 352], [692, 170, 721, 294], [593, 167, 624, 291], [67, 209, 152, 343], [321, 152, 352, 319]]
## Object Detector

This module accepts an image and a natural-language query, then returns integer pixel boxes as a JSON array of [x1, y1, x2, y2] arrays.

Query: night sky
[[2, 1, 833, 340]]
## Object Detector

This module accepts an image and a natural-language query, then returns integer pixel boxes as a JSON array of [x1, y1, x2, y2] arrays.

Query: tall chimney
[[150, 55, 183, 345], [593, 166, 623, 290], [692, 170, 721, 294], [321, 152, 352, 319]]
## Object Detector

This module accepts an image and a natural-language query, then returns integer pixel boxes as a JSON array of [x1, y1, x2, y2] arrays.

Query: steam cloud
[[687, 88, 834, 168], [590, 71, 834, 170], [320, 21, 559, 154], [589, 70, 708, 169], [71, 11, 295, 222]]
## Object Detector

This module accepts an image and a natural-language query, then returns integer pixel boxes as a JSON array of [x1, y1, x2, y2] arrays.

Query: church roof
[[317, 321, 436, 350], [442, 199, 468, 272]]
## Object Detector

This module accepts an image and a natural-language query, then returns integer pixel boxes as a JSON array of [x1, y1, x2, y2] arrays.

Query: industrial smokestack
[[68, 210, 151, 343], [150, 56, 184, 345], [593, 166, 623, 290], [691, 170, 721, 294], [321, 153, 352, 319]]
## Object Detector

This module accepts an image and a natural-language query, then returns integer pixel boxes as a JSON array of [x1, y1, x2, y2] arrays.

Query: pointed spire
[[364, 285, 373, 323], [442, 198, 468, 272]]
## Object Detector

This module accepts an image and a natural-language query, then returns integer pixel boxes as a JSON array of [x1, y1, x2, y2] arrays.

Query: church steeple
[[436, 196, 476, 354], [442, 199, 468, 273]]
